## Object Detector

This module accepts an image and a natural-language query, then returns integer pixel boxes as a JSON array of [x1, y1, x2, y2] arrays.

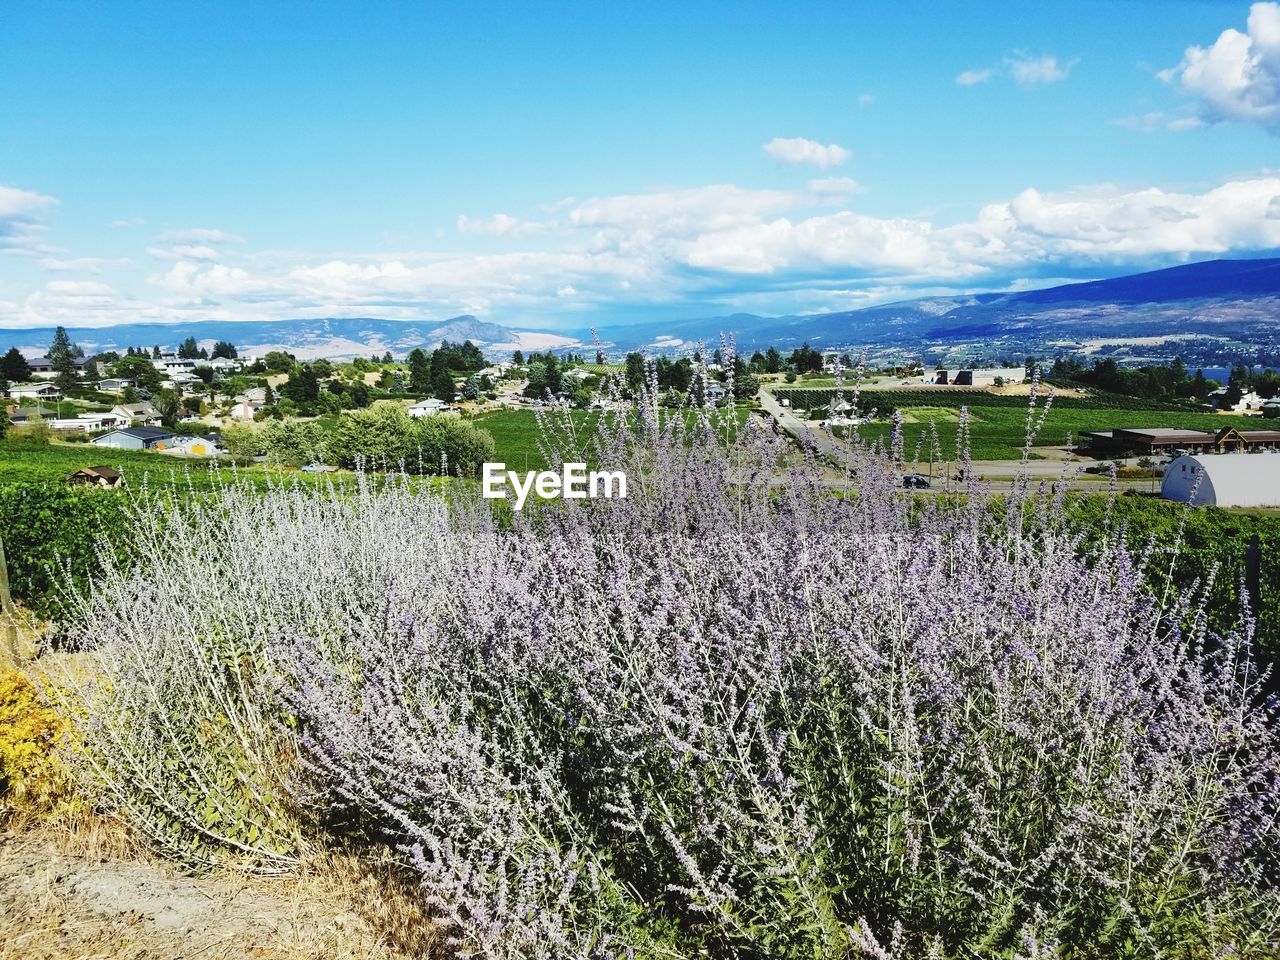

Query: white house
[[408, 397, 457, 417], [1161, 453, 1280, 508], [7, 382, 62, 401], [159, 357, 197, 374], [111, 402, 161, 425], [98, 378, 136, 392], [228, 394, 263, 421], [1208, 388, 1264, 413]]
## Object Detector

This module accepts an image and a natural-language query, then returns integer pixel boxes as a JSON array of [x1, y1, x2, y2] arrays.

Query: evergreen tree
[[178, 336, 200, 359], [211, 340, 238, 359], [512, 350, 524, 365], [430, 350, 455, 400], [48, 326, 79, 391], [1, 347, 32, 383], [407, 348, 431, 393]]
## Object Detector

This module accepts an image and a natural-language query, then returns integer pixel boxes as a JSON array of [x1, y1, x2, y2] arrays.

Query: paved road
[[755, 388, 1157, 496]]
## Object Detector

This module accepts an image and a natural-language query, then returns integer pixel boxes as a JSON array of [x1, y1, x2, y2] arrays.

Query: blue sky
[[3, 0, 1280, 331]]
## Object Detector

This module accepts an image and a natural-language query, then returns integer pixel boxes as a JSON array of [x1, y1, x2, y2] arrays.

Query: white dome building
[[1160, 454, 1280, 508]]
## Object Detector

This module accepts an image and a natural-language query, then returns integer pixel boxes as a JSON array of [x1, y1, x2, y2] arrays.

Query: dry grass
[[0, 821, 440, 960]]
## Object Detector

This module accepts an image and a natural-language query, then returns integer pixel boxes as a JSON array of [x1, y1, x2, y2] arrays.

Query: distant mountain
[[614, 257, 1280, 352], [0, 315, 582, 360], [4, 258, 1278, 362]]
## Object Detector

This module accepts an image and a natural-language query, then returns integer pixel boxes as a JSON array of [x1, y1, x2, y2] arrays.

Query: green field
[[834, 406, 1269, 462], [0, 441, 342, 491], [474, 407, 748, 472]]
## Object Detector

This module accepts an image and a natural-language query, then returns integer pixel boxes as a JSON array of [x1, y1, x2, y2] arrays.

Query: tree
[[764, 347, 783, 374], [211, 340, 238, 359], [1189, 369, 1209, 400], [280, 364, 320, 407], [430, 350, 455, 401], [220, 423, 262, 461], [1, 347, 32, 383], [512, 350, 524, 365], [153, 388, 182, 427], [111, 354, 164, 394], [261, 419, 330, 467], [624, 352, 646, 393], [382, 351, 393, 364], [152, 345, 162, 358], [263, 351, 296, 373], [0, 405, 8, 441], [407, 348, 432, 393], [178, 336, 200, 359], [48, 326, 79, 391]]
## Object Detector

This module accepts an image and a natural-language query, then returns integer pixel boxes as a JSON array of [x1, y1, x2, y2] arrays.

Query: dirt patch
[[0, 827, 437, 959]]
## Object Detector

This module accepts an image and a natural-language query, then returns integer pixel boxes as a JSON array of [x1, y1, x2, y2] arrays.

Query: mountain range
[[2, 257, 1278, 361]]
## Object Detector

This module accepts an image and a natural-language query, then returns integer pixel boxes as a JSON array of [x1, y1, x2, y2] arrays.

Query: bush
[[0, 669, 65, 809], [0, 485, 132, 617], [331, 404, 494, 475], [49, 405, 1280, 957]]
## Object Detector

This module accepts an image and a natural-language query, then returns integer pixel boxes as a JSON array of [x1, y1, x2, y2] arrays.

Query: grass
[[0, 442, 343, 491], [475, 407, 750, 472], [831, 404, 1270, 461]]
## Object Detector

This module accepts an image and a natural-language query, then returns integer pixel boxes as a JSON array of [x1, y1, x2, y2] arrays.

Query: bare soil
[[0, 825, 437, 960]]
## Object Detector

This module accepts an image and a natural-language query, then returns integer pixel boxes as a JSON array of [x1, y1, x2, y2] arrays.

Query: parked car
[[902, 473, 931, 489], [301, 462, 337, 473]]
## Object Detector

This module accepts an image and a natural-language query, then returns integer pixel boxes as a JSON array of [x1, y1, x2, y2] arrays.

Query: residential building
[[98, 378, 136, 392], [6, 382, 62, 401], [93, 426, 175, 450], [111, 402, 161, 425], [68, 466, 124, 489], [26, 356, 98, 379], [48, 412, 128, 433], [408, 397, 458, 417], [1207, 388, 1264, 413], [1161, 453, 1280, 507], [229, 395, 263, 421]]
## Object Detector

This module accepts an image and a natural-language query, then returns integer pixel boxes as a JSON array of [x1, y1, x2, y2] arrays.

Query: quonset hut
[[1160, 454, 1280, 508]]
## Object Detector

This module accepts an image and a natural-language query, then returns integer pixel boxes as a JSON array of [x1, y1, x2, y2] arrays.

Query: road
[[755, 388, 1157, 496]]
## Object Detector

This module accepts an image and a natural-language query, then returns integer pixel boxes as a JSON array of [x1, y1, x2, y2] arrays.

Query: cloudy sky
[[3, 0, 1280, 331]]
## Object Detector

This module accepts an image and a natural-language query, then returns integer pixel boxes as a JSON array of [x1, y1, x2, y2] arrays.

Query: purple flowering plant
[[51, 356, 1280, 958]]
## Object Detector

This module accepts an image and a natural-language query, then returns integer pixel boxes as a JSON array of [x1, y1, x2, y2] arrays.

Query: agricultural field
[[474, 407, 749, 472], [0, 441, 334, 490], [775, 387, 1270, 461]]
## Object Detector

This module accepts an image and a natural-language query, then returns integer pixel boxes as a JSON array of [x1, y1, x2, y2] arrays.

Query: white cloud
[[456, 213, 546, 237], [1165, 2, 1280, 129], [955, 68, 994, 87], [1007, 53, 1077, 86], [40, 256, 133, 273], [156, 227, 244, 245], [0, 185, 58, 256], [1114, 111, 1204, 132], [957, 56, 1075, 89], [857, 93, 876, 106], [109, 217, 146, 228], [148, 244, 222, 261], [5, 175, 1280, 329], [763, 137, 851, 168]]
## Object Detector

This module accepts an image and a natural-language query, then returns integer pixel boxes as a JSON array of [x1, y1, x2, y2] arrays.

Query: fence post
[[1245, 533, 1262, 614], [0, 533, 16, 667]]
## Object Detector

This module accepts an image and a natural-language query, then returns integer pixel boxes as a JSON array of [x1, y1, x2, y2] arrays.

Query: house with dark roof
[[92, 426, 175, 450], [69, 466, 124, 489]]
